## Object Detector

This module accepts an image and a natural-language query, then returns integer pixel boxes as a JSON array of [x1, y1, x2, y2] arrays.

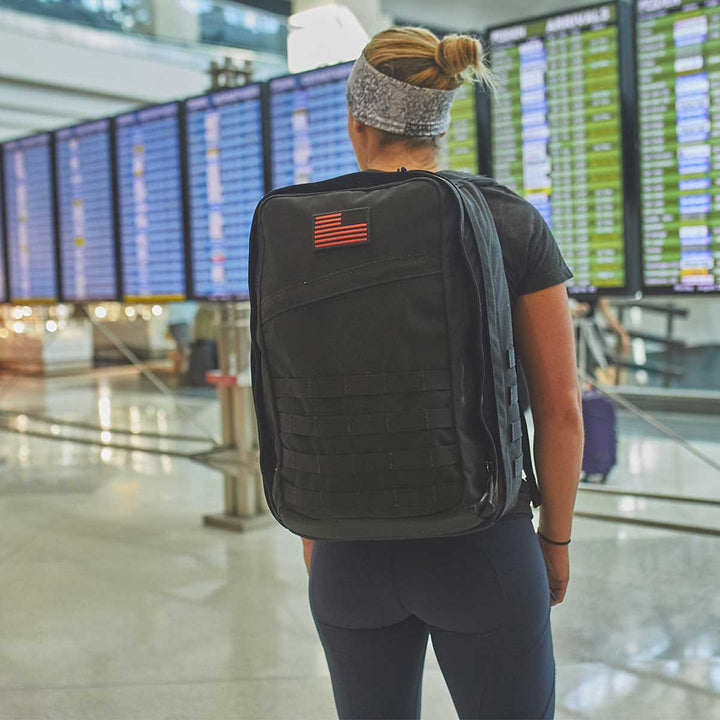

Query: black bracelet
[[537, 531, 571, 546]]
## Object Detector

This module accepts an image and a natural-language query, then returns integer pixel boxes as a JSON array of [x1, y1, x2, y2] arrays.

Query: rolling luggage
[[581, 391, 616, 483], [249, 169, 541, 541]]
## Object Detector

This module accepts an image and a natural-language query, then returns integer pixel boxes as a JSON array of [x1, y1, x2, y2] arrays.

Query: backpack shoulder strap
[[441, 174, 542, 509]]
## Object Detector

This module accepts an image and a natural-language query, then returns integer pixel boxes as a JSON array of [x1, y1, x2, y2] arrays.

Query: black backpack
[[249, 169, 540, 541]]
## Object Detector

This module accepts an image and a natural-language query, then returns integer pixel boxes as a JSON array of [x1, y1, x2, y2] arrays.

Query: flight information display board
[[638, 0, 720, 293], [0, 187, 6, 304], [439, 83, 481, 173], [185, 85, 265, 300], [2, 134, 57, 303], [269, 62, 358, 188], [115, 103, 186, 302], [489, 4, 628, 294], [55, 119, 118, 301]]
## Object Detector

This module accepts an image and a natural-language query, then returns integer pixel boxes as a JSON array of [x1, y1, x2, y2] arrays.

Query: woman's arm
[[514, 283, 584, 605], [302, 537, 314, 573]]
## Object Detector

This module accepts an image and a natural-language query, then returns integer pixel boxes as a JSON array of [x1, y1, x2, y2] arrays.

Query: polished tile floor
[[0, 370, 718, 719]]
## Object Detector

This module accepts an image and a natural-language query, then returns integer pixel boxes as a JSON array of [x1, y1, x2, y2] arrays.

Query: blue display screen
[[2, 134, 57, 303], [115, 103, 186, 301], [185, 85, 265, 300], [0, 185, 6, 304], [55, 119, 117, 301], [269, 62, 358, 188]]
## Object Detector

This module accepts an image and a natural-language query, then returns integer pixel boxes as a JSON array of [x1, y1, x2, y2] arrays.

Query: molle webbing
[[279, 408, 453, 437], [281, 444, 460, 475], [278, 474, 463, 518], [274, 369, 462, 517], [273, 369, 451, 399]]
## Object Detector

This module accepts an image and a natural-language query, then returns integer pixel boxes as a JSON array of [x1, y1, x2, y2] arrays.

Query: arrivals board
[[0, 183, 6, 303], [489, 4, 628, 293], [185, 85, 265, 300], [2, 134, 57, 303], [269, 62, 358, 188], [638, 0, 720, 293], [439, 83, 481, 173], [55, 119, 118, 301], [115, 103, 186, 302]]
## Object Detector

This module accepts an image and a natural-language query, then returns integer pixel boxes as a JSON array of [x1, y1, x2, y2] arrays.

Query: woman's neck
[[363, 145, 439, 173]]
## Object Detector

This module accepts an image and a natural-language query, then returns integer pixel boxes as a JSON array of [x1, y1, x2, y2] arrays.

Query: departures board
[[2, 134, 58, 304], [638, 0, 720, 293], [0, 187, 6, 303], [489, 3, 630, 294], [115, 103, 186, 302], [438, 83, 482, 173], [55, 119, 118, 301], [185, 85, 265, 300], [269, 62, 358, 188]]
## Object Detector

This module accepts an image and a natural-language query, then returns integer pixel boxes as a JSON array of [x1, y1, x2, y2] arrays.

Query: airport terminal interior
[[0, 0, 719, 718]]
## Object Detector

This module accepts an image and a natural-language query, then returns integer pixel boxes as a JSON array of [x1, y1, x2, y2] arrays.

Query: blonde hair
[[361, 27, 492, 148], [363, 27, 493, 92]]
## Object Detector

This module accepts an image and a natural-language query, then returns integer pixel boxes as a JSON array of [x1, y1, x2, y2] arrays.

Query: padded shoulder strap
[[442, 175, 542, 509]]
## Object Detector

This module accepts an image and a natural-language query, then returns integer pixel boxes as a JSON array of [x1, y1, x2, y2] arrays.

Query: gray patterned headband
[[346, 52, 458, 137]]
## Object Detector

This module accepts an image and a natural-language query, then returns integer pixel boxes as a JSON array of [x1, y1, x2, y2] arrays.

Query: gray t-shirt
[[480, 182, 574, 516]]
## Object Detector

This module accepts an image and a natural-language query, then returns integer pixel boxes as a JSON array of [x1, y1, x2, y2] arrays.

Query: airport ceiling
[[381, 0, 602, 32]]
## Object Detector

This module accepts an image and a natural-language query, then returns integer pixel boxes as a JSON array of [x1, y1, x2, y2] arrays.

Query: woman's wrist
[[537, 530, 571, 546]]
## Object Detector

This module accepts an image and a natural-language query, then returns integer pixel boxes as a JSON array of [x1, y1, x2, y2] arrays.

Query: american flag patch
[[313, 207, 370, 250]]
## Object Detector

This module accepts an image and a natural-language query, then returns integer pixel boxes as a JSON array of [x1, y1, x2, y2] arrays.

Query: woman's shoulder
[[458, 175, 572, 299], [462, 176, 548, 233]]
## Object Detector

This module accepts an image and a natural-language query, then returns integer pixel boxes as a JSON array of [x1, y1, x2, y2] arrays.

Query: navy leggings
[[309, 514, 555, 720]]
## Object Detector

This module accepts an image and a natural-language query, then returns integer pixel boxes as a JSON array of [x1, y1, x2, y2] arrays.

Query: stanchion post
[[203, 302, 270, 532]]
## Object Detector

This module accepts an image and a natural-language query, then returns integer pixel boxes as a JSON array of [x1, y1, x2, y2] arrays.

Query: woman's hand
[[537, 536, 569, 606]]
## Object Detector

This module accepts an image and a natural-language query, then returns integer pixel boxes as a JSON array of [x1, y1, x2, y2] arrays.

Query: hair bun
[[434, 34, 481, 78]]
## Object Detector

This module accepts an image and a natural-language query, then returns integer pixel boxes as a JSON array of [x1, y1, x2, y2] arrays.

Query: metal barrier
[[199, 303, 272, 532]]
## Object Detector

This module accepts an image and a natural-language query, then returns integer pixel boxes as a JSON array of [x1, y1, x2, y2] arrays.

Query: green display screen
[[438, 83, 480, 173], [638, 0, 720, 293], [489, 3, 626, 294]]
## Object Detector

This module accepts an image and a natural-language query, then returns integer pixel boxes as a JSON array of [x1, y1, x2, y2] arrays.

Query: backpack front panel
[[257, 179, 476, 531]]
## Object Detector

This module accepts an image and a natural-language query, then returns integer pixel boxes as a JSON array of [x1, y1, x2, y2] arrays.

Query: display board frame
[[53, 118, 122, 303], [266, 60, 358, 190], [113, 101, 190, 304], [182, 82, 268, 302], [636, 0, 720, 295], [0, 146, 9, 304], [2, 131, 61, 305], [485, 0, 641, 297]]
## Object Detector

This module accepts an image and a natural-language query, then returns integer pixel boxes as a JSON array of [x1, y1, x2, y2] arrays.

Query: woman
[[304, 28, 583, 720]]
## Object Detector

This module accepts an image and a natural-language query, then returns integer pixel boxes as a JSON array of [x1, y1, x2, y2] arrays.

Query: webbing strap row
[[274, 369, 451, 399], [280, 476, 463, 514], [281, 443, 459, 475], [282, 465, 459, 493], [276, 390, 451, 418], [279, 408, 453, 437]]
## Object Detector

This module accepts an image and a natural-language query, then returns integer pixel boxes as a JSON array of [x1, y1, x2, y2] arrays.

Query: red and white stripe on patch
[[313, 207, 370, 250]]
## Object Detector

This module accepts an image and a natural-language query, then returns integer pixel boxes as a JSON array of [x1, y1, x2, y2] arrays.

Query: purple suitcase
[[581, 391, 616, 482]]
